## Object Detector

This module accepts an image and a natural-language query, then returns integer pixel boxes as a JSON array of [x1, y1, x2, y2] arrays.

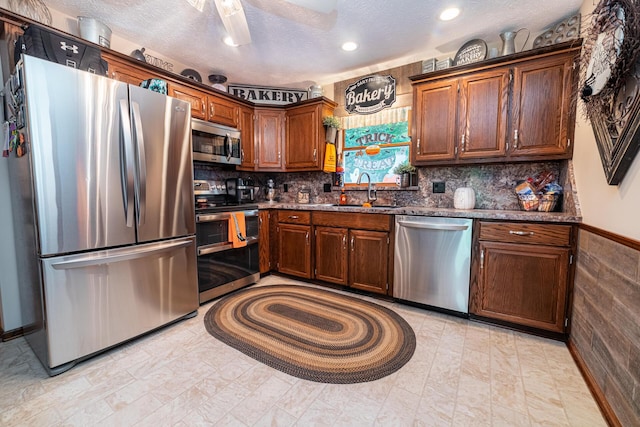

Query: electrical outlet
[[323, 183, 332, 192], [433, 181, 445, 193], [283, 183, 288, 192]]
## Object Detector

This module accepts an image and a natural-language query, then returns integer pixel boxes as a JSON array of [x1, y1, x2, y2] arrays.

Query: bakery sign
[[345, 75, 396, 114], [227, 84, 308, 105]]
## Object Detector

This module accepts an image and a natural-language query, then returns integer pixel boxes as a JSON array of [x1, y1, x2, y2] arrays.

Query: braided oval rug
[[203, 285, 416, 384]]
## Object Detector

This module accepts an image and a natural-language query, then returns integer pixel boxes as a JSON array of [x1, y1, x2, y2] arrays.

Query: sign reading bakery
[[227, 84, 308, 105], [345, 75, 396, 115]]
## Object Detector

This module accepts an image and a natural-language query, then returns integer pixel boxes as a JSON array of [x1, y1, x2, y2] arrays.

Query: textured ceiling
[[40, 0, 583, 88]]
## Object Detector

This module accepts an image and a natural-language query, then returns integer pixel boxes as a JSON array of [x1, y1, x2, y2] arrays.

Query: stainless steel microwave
[[192, 119, 241, 165]]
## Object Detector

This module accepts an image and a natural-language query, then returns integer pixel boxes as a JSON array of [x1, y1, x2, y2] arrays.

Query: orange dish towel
[[323, 142, 336, 173], [228, 212, 247, 248]]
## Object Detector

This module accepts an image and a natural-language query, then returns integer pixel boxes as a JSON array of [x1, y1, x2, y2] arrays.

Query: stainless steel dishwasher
[[394, 216, 473, 314]]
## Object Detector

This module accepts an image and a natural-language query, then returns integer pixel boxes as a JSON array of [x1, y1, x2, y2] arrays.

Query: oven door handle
[[196, 210, 258, 223], [197, 236, 258, 256]]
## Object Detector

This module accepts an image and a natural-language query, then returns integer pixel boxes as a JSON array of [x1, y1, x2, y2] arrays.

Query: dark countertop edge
[[257, 203, 582, 223]]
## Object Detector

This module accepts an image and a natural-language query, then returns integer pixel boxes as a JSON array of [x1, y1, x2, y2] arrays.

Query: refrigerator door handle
[[119, 99, 135, 228], [131, 102, 147, 226], [50, 239, 193, 270]]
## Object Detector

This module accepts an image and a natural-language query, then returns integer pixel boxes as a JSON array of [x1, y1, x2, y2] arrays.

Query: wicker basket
[[517, 194, 539, 211], [538, 193, 561, 212]]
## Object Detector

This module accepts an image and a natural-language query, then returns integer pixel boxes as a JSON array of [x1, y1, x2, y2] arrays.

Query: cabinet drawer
[[479, 221, 571, 246], [277, 210, 311, 225], [312, 211, 392, 231]]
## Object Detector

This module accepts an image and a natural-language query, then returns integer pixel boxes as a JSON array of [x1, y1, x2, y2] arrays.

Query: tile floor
[[0, 275, 606, 426]]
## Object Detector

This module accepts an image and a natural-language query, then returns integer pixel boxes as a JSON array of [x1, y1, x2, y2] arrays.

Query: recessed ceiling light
[[342, 41, 358, 51], [223, 36, 238, 47], [439, 7, 460, 21]]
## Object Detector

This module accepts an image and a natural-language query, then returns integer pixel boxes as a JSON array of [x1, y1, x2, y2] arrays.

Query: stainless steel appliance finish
[[192, 119, 241, 165], [226, 177, 256, 204], [394, 216, 473, 314], [8, 56, 198, 375], [194, 180, 259, 303]]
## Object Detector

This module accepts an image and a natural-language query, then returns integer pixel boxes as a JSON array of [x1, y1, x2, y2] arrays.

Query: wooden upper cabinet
[[510, 54, 575, 158], [458, 68, 509, 160], [255, 108, 285, 170], [285, 99, 336, 171], [238, 106, 256, 170], [412, 78, 457, 163], [207, 95, 239, 128], [410, 41, 580, 165], [104, 53, 151, 86], [169, 84, 207, 120]]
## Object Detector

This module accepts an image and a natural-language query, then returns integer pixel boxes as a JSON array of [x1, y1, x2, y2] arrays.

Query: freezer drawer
[[394, 216, 472, 314], [40, 237, 198, 370]]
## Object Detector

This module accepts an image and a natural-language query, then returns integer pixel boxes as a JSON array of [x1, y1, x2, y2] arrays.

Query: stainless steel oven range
[[194, 180, 260, 303]]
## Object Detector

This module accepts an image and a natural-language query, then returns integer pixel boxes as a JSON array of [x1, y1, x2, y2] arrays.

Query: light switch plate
[[433, 181, 445, 193]]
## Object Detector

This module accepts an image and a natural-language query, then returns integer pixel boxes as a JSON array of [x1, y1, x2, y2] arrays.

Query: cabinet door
[[238, 106, 255, 170], [475, 241, 569, 332], [314, 226, 348, 285], [256, 109, 285, 170], [105, 55, 149, 86], [207, 95, 239, 127], [458, 69, 509, 159], [278, 223, 311, 278], [169, 85, 207, 120], [510, 54, 575, 158], [285, 103, 321, 170], [412, 78, 458, 163], [259, 210, 271, 273], [349, 230, 389, 295]]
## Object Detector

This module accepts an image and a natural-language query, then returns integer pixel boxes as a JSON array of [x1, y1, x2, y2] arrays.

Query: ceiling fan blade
[[213, 0, 252, 45], [283, 0, 337, 14]]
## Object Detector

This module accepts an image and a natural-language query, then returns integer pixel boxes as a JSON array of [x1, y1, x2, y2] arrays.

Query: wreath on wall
[[580, 0, 640, 119], [579, 0, 640, 185]]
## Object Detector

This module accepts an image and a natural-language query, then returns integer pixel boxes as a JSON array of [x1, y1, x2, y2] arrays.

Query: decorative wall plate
[[453, 39, 487, 66], [180, 68, 202, 82], [582, 7, 624, 97]]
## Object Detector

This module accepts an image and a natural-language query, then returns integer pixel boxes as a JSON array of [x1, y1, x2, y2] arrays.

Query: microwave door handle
[[118, 99, 135, 228], [225, 133, 232, 161], [131, 102, 146, 226]]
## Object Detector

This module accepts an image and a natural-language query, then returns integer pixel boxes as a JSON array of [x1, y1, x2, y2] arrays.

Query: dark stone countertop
[[257, 202, 582, 223]]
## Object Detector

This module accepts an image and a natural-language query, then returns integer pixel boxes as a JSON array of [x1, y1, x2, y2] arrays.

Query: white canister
[[454, 187, 476, 209]]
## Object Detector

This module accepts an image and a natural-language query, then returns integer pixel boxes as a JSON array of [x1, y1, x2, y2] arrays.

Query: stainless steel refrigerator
[[7, 55, 198, 375]]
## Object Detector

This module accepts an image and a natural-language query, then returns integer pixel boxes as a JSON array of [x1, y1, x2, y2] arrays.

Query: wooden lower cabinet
[[313, 211, 392, 295], [258, 210, 272, 273], [314, 226, 348, 285], [276, 211, 312, 278], [471, 221, 574, 333], [278, 224, 312, 278], [349, 229, 389, 295]]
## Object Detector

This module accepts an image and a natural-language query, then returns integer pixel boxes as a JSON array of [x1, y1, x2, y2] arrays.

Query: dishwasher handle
[[397, 220, 469, 231]]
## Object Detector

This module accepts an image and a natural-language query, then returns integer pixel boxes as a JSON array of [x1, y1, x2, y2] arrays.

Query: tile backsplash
[[194, 160, 575, 214]]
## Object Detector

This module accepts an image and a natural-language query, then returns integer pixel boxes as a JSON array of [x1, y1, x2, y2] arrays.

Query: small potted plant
[[322, 115, 341, 143], [393, 161, 416, 187]]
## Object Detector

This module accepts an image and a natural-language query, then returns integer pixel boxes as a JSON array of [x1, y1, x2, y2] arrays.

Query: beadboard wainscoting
[[569, 225, 640, 427]]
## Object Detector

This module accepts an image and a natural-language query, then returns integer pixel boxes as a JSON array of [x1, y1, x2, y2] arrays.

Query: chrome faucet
[[356, 172, 377, 203]]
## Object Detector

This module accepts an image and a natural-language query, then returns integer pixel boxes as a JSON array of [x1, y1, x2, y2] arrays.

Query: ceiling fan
[[207, 0, 338, 46]]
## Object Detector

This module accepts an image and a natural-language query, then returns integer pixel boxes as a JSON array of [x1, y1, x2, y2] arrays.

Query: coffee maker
[[226, 177, 255, 204]]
